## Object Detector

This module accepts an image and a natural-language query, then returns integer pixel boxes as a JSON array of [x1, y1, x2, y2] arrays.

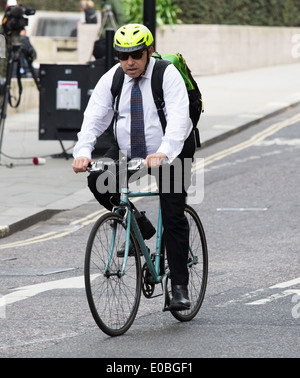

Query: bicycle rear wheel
[[84, 212, 141, 336], [162, 205, 208, 321]]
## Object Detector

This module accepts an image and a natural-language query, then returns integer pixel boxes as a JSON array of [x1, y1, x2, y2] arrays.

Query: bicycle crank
[[162, 274, 171, 311], [141, 262, 155, 298]]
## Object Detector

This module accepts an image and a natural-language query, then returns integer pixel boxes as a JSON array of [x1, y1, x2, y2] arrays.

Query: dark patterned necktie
[[130, 77, 147, 159]]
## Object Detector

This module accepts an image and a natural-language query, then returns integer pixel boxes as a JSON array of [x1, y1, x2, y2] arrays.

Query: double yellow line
[[1, 113, 299, 250], [195, 113, 300, 170], [0, 229, 80, 250]]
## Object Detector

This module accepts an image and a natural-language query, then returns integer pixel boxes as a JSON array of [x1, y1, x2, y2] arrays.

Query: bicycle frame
[[85, 159, 208, 335], [115, 187, 163, 284]]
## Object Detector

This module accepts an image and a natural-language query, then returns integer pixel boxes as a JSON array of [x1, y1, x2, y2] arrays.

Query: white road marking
[[217, 277, 300, 307], [246, 278, 300, 305], [270, 277, 300, 289], [216, 208, 268, 212], [245, 291, 295, 306], [1, 275, 84, 306], [255, 138, 300, 146], [0, 274, 100, 316]]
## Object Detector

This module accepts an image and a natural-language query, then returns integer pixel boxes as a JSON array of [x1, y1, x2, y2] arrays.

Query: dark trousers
[[88, 132, 195, 286]]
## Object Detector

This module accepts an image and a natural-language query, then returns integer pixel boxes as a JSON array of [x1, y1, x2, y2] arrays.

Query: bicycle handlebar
[[87, 157, 146, 173]]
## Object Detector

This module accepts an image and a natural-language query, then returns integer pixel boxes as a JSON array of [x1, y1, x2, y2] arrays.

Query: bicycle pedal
[[116, 242, 143, 257], [109, 219, 117, 228], [116, 241, 135, 257]]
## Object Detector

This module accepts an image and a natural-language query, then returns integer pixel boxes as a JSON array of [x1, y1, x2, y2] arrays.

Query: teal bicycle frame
[[110, 186, 199, 285], [85, 158, 208, 336], [115, 187, 163, 283]]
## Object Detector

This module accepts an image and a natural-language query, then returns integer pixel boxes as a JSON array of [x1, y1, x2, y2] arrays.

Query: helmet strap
[[142, 48, 150, 75]]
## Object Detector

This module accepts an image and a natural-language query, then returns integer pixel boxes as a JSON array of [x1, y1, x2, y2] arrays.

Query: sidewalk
[[0, 63, 300, 238]]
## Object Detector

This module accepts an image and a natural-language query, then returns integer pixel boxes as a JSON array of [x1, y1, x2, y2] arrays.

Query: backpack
[[151, 52, 203, 147], [110, 52, 203, 149]]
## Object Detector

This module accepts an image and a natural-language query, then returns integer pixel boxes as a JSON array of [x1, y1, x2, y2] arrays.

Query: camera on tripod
[[2, 6, 36, 36], [0, 4, 39, 161]]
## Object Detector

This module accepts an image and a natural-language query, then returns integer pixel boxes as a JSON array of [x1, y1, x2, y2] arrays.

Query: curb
[[0, 209, 60, 239], [0, 225, 10, 238]]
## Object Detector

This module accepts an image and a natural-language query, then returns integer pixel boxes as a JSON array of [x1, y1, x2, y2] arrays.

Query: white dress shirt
[[73, 57, 192, 161]]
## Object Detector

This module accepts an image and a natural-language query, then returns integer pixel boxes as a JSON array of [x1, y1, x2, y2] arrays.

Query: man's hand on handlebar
[[145, 152, 168, 168], [72, 157, 91, 173], [73, 152, 168, 173]]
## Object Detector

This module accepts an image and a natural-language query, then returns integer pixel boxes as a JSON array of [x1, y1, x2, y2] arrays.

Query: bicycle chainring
[[142, 262, 155, 298]]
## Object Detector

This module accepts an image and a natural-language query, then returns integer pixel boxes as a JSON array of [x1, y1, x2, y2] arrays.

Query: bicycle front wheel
[[84, 212, 142, 336]]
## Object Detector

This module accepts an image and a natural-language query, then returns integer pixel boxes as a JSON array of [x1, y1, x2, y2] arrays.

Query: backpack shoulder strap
[[111, 65, 125, 110], [151, 58, 171, 131], [109, 65, 125, 138]]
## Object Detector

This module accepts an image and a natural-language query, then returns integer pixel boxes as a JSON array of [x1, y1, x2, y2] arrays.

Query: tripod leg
[[51, 128, 72, 160], [0, 114, 6, 162], [26, 58, 40, 91], [97, 13, 108, 38], [108, 13, 118, 31], [0, 51, 16, 161]]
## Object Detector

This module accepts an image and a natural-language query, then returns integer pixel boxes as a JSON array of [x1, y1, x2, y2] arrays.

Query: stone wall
[[31, 24, 300, 74], [156, 24, 300, 76], [9, 24, 300, 114]]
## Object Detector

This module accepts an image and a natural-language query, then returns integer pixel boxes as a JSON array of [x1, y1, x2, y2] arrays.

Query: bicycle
[[84, 157, 208, 336]]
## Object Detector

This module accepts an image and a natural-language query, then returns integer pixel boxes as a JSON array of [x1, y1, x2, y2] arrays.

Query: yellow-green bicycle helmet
[[114, 24, 154, 52]]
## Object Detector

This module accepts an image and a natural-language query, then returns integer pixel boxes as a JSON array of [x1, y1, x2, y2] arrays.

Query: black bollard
[[143, 0, 156, 50], [106, 28, 115, 72]]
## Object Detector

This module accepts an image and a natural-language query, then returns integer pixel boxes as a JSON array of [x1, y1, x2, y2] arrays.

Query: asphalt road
[[0, 104, 300, 360]]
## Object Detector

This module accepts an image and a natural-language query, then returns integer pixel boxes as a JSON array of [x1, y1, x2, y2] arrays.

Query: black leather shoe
[[169, 285, 191, 311], [117, 242, 149, 258], [117, 241, 135, 257]]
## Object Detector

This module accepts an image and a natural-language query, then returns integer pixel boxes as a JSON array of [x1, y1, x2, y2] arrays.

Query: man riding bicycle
[[72, 24, 195, 311]]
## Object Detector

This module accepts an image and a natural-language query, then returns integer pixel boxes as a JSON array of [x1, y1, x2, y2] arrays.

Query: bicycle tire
[[84, 212, 142, 336], [161, 205, 208, 322]]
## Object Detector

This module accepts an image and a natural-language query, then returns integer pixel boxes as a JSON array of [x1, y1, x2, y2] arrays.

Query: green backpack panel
[[152, 52, 203, 147]]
